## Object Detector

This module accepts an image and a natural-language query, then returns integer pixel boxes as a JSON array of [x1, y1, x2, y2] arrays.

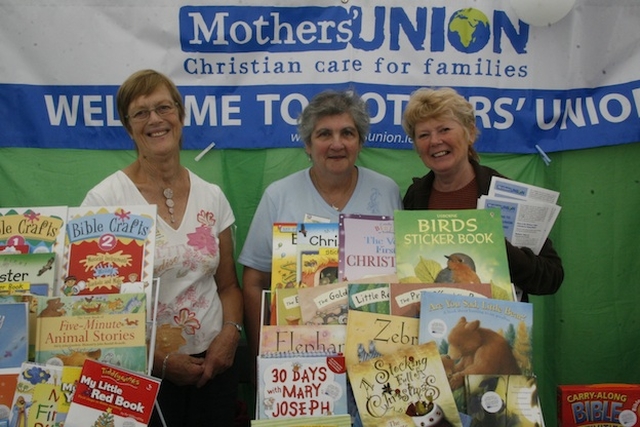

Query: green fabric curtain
[[2, 142, 639, 426]]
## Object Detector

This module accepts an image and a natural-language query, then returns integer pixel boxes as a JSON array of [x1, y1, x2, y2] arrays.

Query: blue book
[[0, 302, 29, 369]]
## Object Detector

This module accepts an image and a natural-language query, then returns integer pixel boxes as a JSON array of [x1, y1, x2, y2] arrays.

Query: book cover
[[63, 205, 156, 296], [8, 361, 82, 427], [0, 252, 57, 297], [259, 324, 346, 356], [256, 352, 348, 420], [465, 374, 544, 427], [65, 359, 160, 427], [347, 341, 463, 427], [418, 293, 534, 393], [251, 413, 351, 426], [275, 287, 302, 326], [34, 293, 147, 373], [1, 295, 38, 362], [0, 206, 68, 294], [338, 214, 395, 282], [344, 309, 419, 369], [347, 282, 390, 314], [297, 281, 348, 325], [0, 302, 28, 369], [394, 208, 514, 301], [296, 223, 339, 288], [389, 282, 493, 318], [0, 367, 20, 427], [271, 223, 299, 294]]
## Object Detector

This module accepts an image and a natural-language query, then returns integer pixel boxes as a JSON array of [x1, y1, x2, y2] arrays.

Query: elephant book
[[347, 341, 463, 427], [62, 205, 156, 297], [393, 208, 514, 301], [255, 352, 348, 420], [418, 292, 534, 395], [34, 292, 147, 373]]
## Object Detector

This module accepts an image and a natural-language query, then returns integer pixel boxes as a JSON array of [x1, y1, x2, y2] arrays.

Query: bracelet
[[224, 320, 243, 334], [161, 352, 172, 379]]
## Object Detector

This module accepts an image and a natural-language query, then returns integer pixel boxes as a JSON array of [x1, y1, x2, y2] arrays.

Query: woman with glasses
[[81, 69, 243, 427]]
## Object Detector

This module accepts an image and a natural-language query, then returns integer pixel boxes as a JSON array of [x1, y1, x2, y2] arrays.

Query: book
[[465, 374, 544, 427], [338, 214, 395, 282], [1, 295, 38, 361], [389, 282, 493, 318], [251, 413, 352, 426], [63, 205, 156, 296], [347, 341, 463, 427], [275, 287, 302, 326], [34, 292, 147, 373], [0, 302, 28, 369], [8, 361, 82, 427], [259, 324, 346, 356], [394, 208, 514, 301], [418, 293, 534, 393], [347, 282, 390, 314], [0, 252, 57, 297], [0, 367, 20, 426], [0, 206, 68, 293], [344, 309, 419, 369], [296, 223, 340, 288], [297, 281, 348, 325], [271, 223, 299, 294], [64, 359, 160, 427], [256, 352, 348, 420]]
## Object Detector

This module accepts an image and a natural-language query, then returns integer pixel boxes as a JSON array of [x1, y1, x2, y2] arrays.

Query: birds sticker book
[[393, 208, 514, 301]]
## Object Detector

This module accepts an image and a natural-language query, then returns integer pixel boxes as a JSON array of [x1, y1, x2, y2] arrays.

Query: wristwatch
[[224, 321, 243, 334]]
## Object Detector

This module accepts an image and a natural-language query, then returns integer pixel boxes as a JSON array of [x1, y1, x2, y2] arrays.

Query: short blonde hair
[[402, 87, 479, 161]]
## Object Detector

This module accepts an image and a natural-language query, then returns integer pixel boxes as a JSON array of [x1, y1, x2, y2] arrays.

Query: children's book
[[338, 214, 395, 282], [389, 282, 493, 318], [418, 292, 534, 394], [347, 341, 463, 427], [0, 367, 20, 426], [251, 413, 352, 426], [465, 374, 544, 427], [0, 302, 28, 369], [344, 309, 419, 369], [63, 205, 156, 296], [275, 287, 302, 326], [296, 223, 339, 288], [64, 359, 160, 427], [347, 282, 390, 314], [34, 293, 147, 373], [0, 252, 57, 297], [394, 208, 514, 301], [0, 206, 68, 293], [297, 281, 348, 325], [271, 222, 299, 293], [256, 352, 348, 420], [259, 324, 346, 356], [9, 361, 82, 427]]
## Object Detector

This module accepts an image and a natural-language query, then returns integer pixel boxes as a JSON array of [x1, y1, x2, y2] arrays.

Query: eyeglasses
[[126, 102, 178, 122]]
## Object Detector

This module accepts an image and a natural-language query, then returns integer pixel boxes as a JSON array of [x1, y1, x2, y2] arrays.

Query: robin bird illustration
[[435, 253, 481, 284]]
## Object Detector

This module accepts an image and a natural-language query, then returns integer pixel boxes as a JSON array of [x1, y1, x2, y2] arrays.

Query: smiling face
[[413, 117, 475, 178], [126, 86, 182, 157], [306, 113, 361, 177]]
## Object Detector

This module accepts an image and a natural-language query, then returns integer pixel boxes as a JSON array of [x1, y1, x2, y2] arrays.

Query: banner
[[1, 0, 639, 153]]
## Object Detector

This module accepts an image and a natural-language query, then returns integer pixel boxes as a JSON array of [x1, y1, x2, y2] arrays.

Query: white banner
[[1, 0, 639, 153]]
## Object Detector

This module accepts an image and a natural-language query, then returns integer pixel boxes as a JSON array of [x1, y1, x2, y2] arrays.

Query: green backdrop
[[2, 142, 639, 426]]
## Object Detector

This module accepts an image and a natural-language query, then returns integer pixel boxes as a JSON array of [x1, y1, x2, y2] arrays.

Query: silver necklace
[[163, 188, 176, 223]]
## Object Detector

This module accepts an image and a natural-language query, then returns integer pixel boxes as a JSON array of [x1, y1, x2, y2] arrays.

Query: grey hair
[[297, 90, 370, 146]]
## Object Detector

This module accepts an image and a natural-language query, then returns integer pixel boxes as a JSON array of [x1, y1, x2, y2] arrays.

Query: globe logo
[[448, 8, 491, 53]]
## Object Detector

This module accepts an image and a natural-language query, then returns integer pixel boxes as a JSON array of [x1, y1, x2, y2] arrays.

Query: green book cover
[[394, 208, 514, 301]]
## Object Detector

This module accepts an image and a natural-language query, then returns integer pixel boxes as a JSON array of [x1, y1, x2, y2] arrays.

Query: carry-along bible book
[[63, 205, 156, 296]]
